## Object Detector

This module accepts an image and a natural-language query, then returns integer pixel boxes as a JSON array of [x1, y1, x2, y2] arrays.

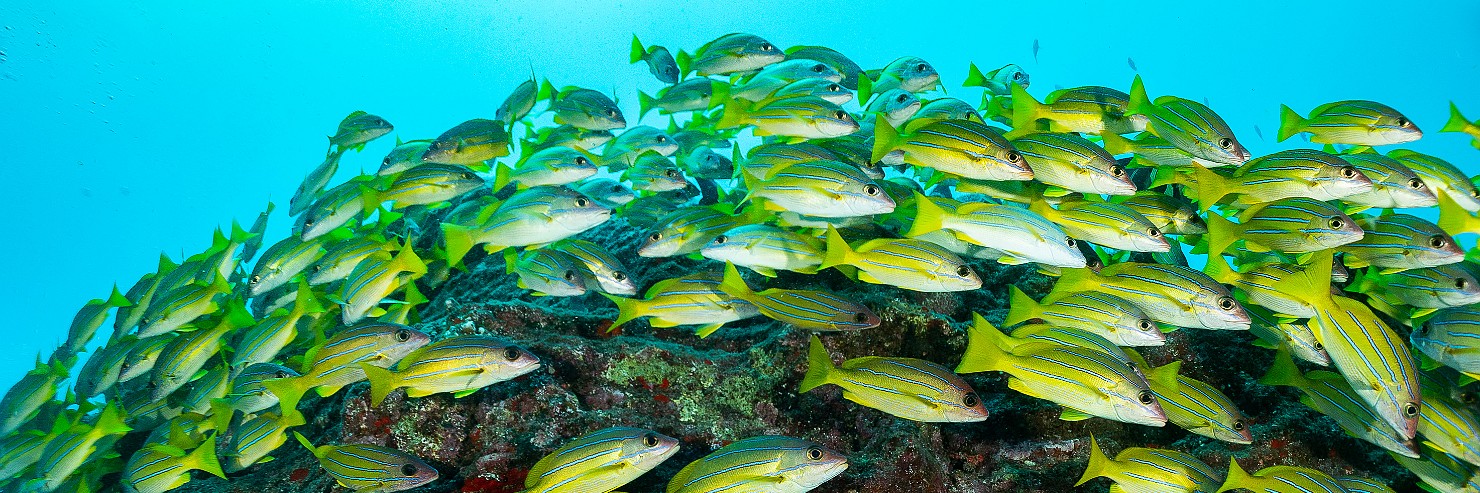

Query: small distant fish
[[496, 75, 539, 126], [1278, 100, 1422, 146], [676, 33, 784, 77], [522, 427, 680, 493], [1254, 124, 1264, 141], [293, 432, 438, 493], [801, 335, 988, 423], [667, 436, 848, 493], [1075, 435, 1222, 493], [1126, 57, 1137, 71], [631, 35, 680, 84], [718, 263, 880, 331], [328, 110, 393, 152], [1032, 39, 1040, 62], [1442, 101, 1480, 149]]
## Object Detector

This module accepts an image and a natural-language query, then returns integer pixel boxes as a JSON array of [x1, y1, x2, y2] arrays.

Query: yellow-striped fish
[[602, 272, 762, 338], [638, 205, 750, 258], [224, 410, 307, 473], [379, 140, 433, 176], [421, 118, 511, 165], [1350, 264, 1480, 316], [492, 146, 599, 191], [1339, 213, 1464, 273], [1278, 100, 1422, 146], [0, 356, 69, 435], [716, 95, 858, 139], [550, 239, 638, 295], [800, 335, 987, 423], [718, 263, 880, 331], [1028, 197, 1170, 253], [821, 226, 981, 292], [1128, 77, 1249, 165], [600, 125, 679, 170], [1390, 449, 1480, 493], [338, 244, 427, 324], [1009, 83, 1146, 136], [1215, 460, 1346, 493], [122, 435, 226, 493], [522, 427, 679, 493], [119, 334, 176, 384], [247, 235, 328, 297], [0, 429, 48, 480], [264, 323, 430, 423], [1417, 388, 1480, 467], [1310, 294, 1422, 441], [1005, 286, 1164, 347], [1137, 357, 1251, 444], [441, 185, 611, 266], [872, 119, 1031, 181], [308, 235, 397, 286], [1411, 306, 1480, 378], [230, 281, 324, 370], [1203, 257, 1320, 318], [906, 193, 1086, 268], [361, 335, 541, 406], [622, 151, 689, 192], [380, 163, 485, 209], [1011, 132, 1136, 195], [667, 436, 847, 493], [293, 432, 438, 493], [743, 159, 895, 218], [1338, 476, 1397, 493], [1116, 191, 1207, 236], [296, 176, 383, 241], [328, 111, 393, 151], [137, 273, 232, 338], [22, 404, 132, 493], [60, 286, 130, 356], [149, 302, 257, 400], [1156, 150, 1373, 210], [1390, 148, 1480, 213], [1341, 151, 1439, 210], [220, 362, 300, 416], [699, 224, 825, 277], [505, 249, 588, 297], [1048, 263, 1249, 330], [676, 33, 784, 77], [181, 363, 231, 414], [1203, 197, 1363, 257], [1075, 435, 1222, 493], [1246, 306, 1329, 367]]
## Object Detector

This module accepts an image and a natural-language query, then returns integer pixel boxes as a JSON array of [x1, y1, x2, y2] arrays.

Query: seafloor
[[168, 218, 1417, 493]]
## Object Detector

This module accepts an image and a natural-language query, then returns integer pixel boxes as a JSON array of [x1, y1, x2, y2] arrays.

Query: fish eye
[[503, 347, 521, 360], [962, 392, 979, 407], [1013, 73, 1027, 81], [650, 233, 663, 241], [1471, 188, 1480, 198], [607, 109, 618, 118], [382, 157, 391, 166], [955, 265, 972, 277], [1339, 166, 1358, 178], [277, 371, 290, 378], [1138, 320, 1154, 331], [643, 433, 660, 447], [863, 184, 880, 195], [563, 270, 578, 281], [915, 63, 928, 72], [828, 84, 840, 91], [1110, 165, 1125, 177], [1148, 227, 1162, 237], [760, 43, 775, 52], [1404, 403, 1419, 417], [1457, 277, 1469, 290], [613, 272, 627, 281], [812, 64, 826, 73], [833, 110, 847, 120], [1233, 420, 1245, 432], [1409, 178, 1425, 189], [1313, 342, 1324, 351], [1429, 235, 1449, 248], [853, 312, 869, 323], [1464, 392, 1479, 404], [312, 265, 323, 272], [395, 329, 411, 342], [303, 219, 315, 228], [1065, 238, 1076, 247], [575, 197, 590, 207], [1005, 151, 1023, 162], [1217, 138, 1234, 150], [575, 156, 589, 165], [400, 464, 418, 476], [664, 169, 679, 178], [612, 185, 624, 192], [656, 135, 667, 142], [1328, 217, 1345, 229], [807, 447, 824, 460], [464, 173, 476, 179], [714, 235, 728, 244], [1396, 117, 1410, 127], [896, 93, 909, 103], [249, 275, 261, 284], [1138, 391, 1155, 405], [1217, 296, 1237, 311]]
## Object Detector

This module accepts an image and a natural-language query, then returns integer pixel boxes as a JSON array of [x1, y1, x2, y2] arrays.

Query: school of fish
[[2, 31, 1480, 493]]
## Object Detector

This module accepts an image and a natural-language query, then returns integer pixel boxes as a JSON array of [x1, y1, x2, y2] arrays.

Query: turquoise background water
[[1, 1, 1477, 385]]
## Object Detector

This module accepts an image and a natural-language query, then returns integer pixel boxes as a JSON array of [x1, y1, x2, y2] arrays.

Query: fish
[[667, 436, 847, 493], [1137, 357, 1251, 444], [181, 363, 231, 414], [1216, 460, 1347, 493], [292, 432, 438, 493], [865, 89, 922, 128], [1442, 101, 1480, 148], [23, 405, 133, 493], [1337, 477, 1397, 493], [911, 97, 984, 126], [955, 315, 1166, 426], [0, 356, 69, 435], [137, 273, 233, 338], [492, 146, 599, 191], [149, 301, 256, 401], [119, 334, 177, 384], [223, 410, 307, 473], [763, 77, 853, 106], [380, 164, 485, 209], [718, 263, 880, 331], [1099, 131, 1217, 169], [785, 45, 862, 90], [740, 141, 842, 179], [1004, 286, 1164, 347], [0, 430, 48, 480], [60, 286, 131, 355], [296, 176, 383, 241], [1340, 151, 1439, 210], [1116, 191, 1207, 235], [247, 235, 327, 297], [801, 334, 987, 422], [603, 271, 761, 337], [549, 239, 637, 295], [219, 363, 301, 417], [1049, 262, 1250, 330], [717, 95, 859, 139], [1389, 148, 1480, 213], [308, 235, 395, 286], [820, 226, 981, 292], [1156, 151, 1374, 209], [238, 201, 275, 264], [1417, 388, 1480, 466], [962, 63, 1029, 96], [906, 193, 1086, 267], [1203, 257, 1321, 318], [1412, 307, 1480, 378], [496, 76, 539, 126], [700, 224, 824, 277], [539, 83, 626, 131], [1032, 39, 1039, 62], [524, 124, 614, 152], [328, 111, 393, 152], [1075, 435, 1223, 493], [1009, 132, 1136, 195], [264, 323, 431, 423], [74, 339, 134, 398], [676, 145, 734, 180], [122, 435, 226, 493], [600, 126, 679, 171], [361, 335, 540, 406], [1203, 197, 1364, 256], [1352, 263, 1480, 315], [630, 35, 679, 84], [1339, 213, 1464, 272], [1128, 76, 1249, 165], [1028, 197, 1170, 253], [521, 427, 679, 493], [505, 248, 588, 297], [421, 118, 511, 165], [1278, 100, 1422, 146], [1310, 294, 1423, 440], [741, 159, 895, 218], [622, 151, 689, 192], [114, 256, 175, 339], [1010, 83, 1146, 136], [1248, 305, 1330, 366], [337, 244, 427, 324], [638, 205, 749, 258], [676, 33, 784, 76], [859, 56, 939, 102], [379, 140, 433, 176], [637, 78, 718, 118], [1390, 449, 1480, 493], [574, 179, 635, 208], [440, 185, 611, 266], [290, 151, 342, 217], [1126, 57, 1138, 71], [872, 119, 1031, 182]]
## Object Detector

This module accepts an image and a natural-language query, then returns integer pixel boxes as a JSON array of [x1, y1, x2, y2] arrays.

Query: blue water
[[1, 0, 1477, 386]]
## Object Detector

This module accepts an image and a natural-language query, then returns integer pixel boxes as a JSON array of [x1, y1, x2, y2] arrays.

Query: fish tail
[[870, 118, 904, 163], [1201, 254, 1239, 286], [600, 293, 647, 331], [1098, 131, 1132, 156], [1126, 75, 1151, 117], [904, 192, 945, 238], [707, 81, 730, 111], [1277, 104, 1304, 142], [208, 398, 238, 433], [717, 262, 759, 303], [1189, 163, 1231, 210], [492, 162, 514, 192], [1438, 190, 1480, 236], [628, 34, 646, 64], [798, 335, 835, 393], [263, 375, 311, 426], [675, 50, 692, 77], [1074, 434, 1113, 486], [638, 90, 657, 119], [441, 223, 477, 268], [1203, 212, 1241, 259], [359, 362, 400, 407], [292, 431, 323, 459], [392, 240, 427, 276], [1009, 82, 1043, 131], [856, 74, 874, 105], [94, 403, 132, 435], [1003, 285, 1042, 326], [105, 284, 132, 308], [819, 226, 860, 271], [962, 62, 987, 88], [956, 312, 1011, 374], [1217, 459, 1253, 493], [1443, 102, 1470, 133], [1146, 165, 1188, 190], [187, 434, 227, 479], [1258, 346, 1310, 389], [536, 78, 557, 102], [502, 248, 520, 275]]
